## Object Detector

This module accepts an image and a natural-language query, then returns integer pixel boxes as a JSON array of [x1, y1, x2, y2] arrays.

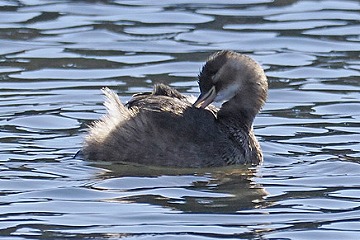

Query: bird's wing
[[126, 84, 191, 112]]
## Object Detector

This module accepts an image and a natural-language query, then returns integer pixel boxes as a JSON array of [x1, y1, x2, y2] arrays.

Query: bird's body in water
[[83, 51, 268, 167]]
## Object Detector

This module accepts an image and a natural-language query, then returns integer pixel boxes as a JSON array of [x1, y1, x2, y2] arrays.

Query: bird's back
[[83, 85, 229, 167]]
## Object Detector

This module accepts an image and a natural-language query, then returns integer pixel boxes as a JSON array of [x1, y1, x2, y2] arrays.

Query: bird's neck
[[217, 83, 265, 128], [217, 106, 263, 165], [217, 101, 258, 132], [218, 112, 252, 132]]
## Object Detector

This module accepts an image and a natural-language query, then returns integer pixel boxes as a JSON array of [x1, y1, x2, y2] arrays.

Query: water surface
[[1, 0, 360, 239]]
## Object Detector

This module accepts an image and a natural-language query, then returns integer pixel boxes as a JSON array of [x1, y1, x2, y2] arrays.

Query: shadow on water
[[91, 162, 269, 213]]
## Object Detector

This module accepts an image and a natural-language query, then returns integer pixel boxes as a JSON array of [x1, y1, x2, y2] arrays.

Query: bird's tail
[[102, 87, 131, 122]]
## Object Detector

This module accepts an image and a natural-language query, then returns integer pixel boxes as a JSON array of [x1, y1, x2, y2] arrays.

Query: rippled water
[[1, 0, 360, 239]]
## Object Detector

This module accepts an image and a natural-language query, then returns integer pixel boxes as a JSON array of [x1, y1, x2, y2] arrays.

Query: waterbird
[[82, 50, 268, 167]]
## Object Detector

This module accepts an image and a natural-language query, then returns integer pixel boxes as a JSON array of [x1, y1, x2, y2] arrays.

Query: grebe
[[83, 51, 268, 167]]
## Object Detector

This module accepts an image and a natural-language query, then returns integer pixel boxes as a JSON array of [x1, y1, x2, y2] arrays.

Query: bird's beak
[[193, 86, 217, 108]]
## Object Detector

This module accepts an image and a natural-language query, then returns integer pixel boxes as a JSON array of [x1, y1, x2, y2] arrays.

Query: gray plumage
[[83, 51, 268, 167]]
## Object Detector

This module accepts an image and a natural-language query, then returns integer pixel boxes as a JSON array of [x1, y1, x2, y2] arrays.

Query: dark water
[[1, 0, 360, 239]]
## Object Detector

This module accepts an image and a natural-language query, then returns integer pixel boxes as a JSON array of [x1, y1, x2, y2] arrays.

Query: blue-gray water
[[1, 0, 360, 239]]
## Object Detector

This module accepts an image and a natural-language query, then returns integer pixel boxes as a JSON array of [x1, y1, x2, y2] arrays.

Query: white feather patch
[[214, 82, 241, 103]]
